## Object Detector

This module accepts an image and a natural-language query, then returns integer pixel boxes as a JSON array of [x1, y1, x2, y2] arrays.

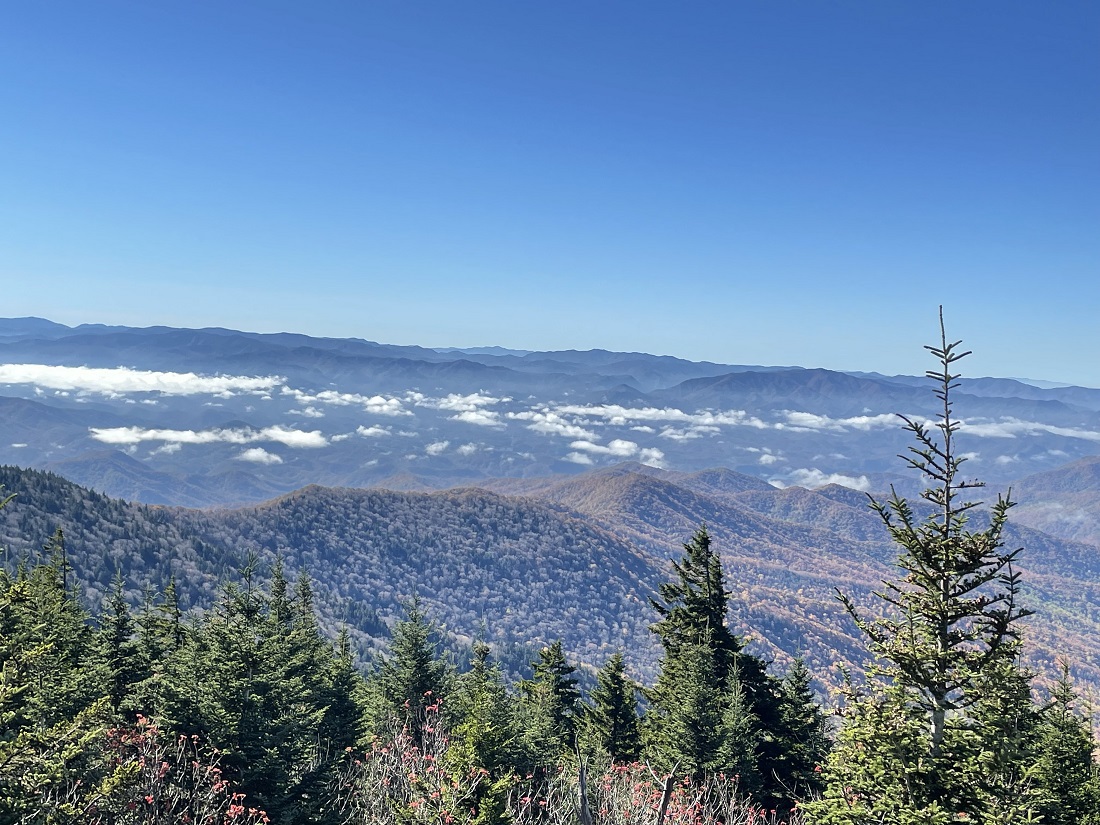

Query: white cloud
[[631, 425, 656, 434], [658, 425, 721, 442], [450, 409, 505, 428], [10, 443, 27, 448], [283, 387, 409, 416], [639, 447, 667, 468], [508, 410, 597, 440], [237, 447, 283, 465], [457, 443, 479, 456], [425, 440, 450, 456], [356, 425, 392, 437], [427, 392, 508, 412], [774, 468, 871, 492], [568, 439, 641, 458], [287, 406, 325, 418], [995, 455, 1021, 465], [551, 403, 769, 431], [960, 418, 1100, 443], [564, 452, 595, 465], [149, 443, 182, 456], [89, 425, 327, 448], [777, 411, 899, 433], [758, 453, 781, 466], [0, 364, 281, 396]]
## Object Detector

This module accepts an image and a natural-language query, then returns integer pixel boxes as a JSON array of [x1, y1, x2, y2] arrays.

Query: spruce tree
[[805, 314, 1041, 824], [370, 596, 450, 742], [519, 639, 581, 767], [646, 525, 794, 802], [1030, 664, 1100, 825], [95, 570, 148, 716], [585, 652, 641, 763]]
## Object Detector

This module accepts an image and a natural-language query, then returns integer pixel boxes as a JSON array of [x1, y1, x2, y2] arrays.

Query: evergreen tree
[[1029, 664, 1100, 824], [585, 652, 641, 763], [519, 639, 581, 767], [646, 525, 795, 803], [805, 314, 1045, 824], [369, 596, 450, 742], [157, 559, 354, 825], [772, 657, 829, 801], [94, 570, 148, 716], [451, 641, 517, 776]]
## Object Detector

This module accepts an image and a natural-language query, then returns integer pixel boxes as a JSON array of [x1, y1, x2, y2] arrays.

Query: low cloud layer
[[90, 425, 327, 448], [0, 364, 282, 397], [778, 411, 900, 432], [773, 467, 871, 492], [960, 418, 1100, 443], [283, 387, 409, 416]]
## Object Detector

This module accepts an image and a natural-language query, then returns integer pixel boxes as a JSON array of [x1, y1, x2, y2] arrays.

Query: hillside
[[5, 459, 1098, 692]]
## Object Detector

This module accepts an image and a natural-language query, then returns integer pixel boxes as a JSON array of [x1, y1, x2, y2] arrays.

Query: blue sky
[[3, 2, 1098, 384]]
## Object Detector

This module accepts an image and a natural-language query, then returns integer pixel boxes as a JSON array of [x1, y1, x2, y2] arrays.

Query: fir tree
[[585, 652, 641, 763], [95, 570, 147, 716], [1030, 663, 1100, 824], [370, 596, 450, 742], [806, 313, 1043, 824], [519, 639, 581, 766], [646, 525, 795, 803]]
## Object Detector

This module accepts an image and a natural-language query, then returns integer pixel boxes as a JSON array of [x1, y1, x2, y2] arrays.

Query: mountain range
[[3, 317, 1100, 689], [3, 317, 1100, 546]]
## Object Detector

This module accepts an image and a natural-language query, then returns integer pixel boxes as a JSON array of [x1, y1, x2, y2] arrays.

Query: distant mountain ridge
[[1, 317, 1098, 555]]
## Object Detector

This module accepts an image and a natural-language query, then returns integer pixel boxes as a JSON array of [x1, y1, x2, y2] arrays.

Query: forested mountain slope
[[4, 461, 1100, 690]]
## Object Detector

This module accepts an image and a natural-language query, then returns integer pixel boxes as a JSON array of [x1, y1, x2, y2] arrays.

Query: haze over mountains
[[3, 317, 1100, 547]]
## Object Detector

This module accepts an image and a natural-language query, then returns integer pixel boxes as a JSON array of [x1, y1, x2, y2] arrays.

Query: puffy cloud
[[758, 453, 781, 466], [450, 410, 505, 428], [556, 403, 765, 428], [568, 439, 641, 457], [508, 410, 597, 440], [237, 447, 283, 465], [563, 452, 594, 465], [150, 443, 182, 456], [427, 392, 508, 412], [356, 425, 392, 437], [0, 364, 281, 396], [283, 387, 409, 416], [287, 406, 325, 418], [995, 455, 1021, 465], [773, 468, 871, 492], [658, 425, 721, 442], [457, 443, 479, 456], [425, 440, 450, 456], [639, 447, 667, 468], [89, 425, 327, 448]]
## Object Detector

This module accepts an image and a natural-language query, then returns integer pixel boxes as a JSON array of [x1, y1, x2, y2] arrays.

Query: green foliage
[[646, 525, 812, 807], [583, 652, 641, 763], [805, 314, 1099, 824], [368, 596, 451, 744], [450, 641, 518, 777], [1029, 664, 1100, 825], [519, 639, 581, 767]]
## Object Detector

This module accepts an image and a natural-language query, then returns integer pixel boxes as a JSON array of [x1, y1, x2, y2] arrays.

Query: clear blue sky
[[3, 2, 1098, 384]]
